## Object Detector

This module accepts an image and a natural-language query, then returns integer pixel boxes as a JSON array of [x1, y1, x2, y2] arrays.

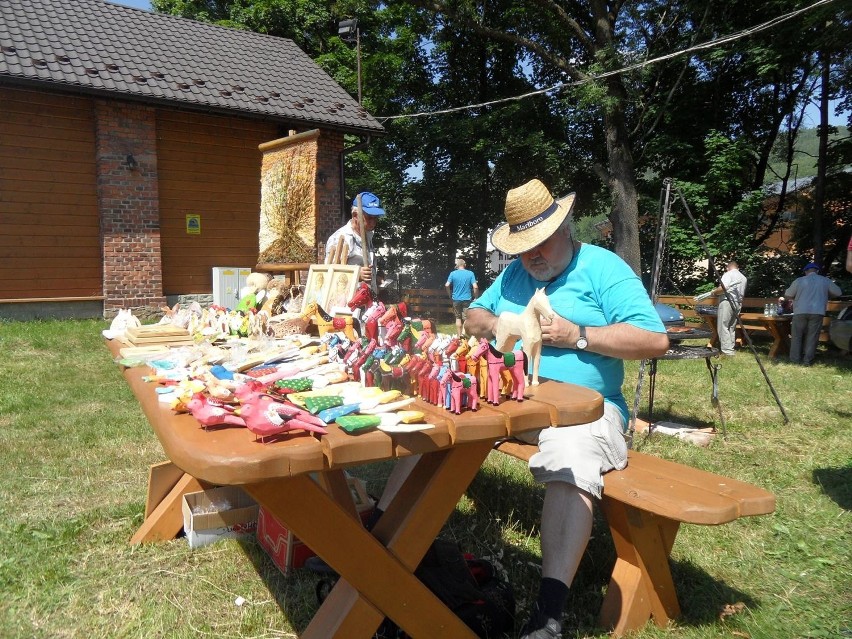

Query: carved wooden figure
[[470, 338, 527, 404], [494, 287, 554, 386]]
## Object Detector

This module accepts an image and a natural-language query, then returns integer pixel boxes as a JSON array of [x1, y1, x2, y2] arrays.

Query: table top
[[740, 313, 792, 322], [107, 339, 603, 486]]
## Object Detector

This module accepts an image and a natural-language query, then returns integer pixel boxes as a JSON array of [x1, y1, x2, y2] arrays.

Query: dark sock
[[364, 506, 384, 531], [536, 577, 569, 621]]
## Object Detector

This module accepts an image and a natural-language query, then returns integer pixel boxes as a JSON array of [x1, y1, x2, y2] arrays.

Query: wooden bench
[[402, 287, 456, 323], [658, 294, 851, 345], [495, 441, 776, 637]]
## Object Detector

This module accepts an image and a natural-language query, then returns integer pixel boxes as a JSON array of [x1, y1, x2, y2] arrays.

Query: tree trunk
[[812, 47, 829, 266], [604, 78, 642, 275]]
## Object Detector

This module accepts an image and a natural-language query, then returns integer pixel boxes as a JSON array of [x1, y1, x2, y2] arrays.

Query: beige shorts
[[514, 402, 628, 499]]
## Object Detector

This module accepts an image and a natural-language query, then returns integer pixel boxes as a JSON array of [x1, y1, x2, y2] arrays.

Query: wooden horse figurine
[[440, 370, 479, 414], [470, 338, 527, 404], [347, 282, 385, 340], [347, 282, 374, 313], [302, 301, 358, 341], [494, 287, 554, 386]]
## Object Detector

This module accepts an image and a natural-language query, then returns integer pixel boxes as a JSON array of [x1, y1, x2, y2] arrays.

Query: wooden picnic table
[[701, 312, 792, 358], [738, 313, 791, 358], [106, 338, 603, 638]]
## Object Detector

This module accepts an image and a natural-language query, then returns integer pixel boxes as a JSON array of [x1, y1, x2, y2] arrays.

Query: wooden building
[[0, 0, 383, 319]]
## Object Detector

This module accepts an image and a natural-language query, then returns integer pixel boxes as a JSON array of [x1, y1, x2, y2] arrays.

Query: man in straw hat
[[466, 178, 669, 638]]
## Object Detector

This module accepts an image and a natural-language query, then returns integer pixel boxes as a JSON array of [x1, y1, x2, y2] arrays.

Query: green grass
[[1, 320, 849, 638]]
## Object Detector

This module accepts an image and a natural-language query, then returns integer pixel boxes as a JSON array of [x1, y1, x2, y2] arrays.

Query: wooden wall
[[0, 87, 101, 299], [156, 110, 279, 295]]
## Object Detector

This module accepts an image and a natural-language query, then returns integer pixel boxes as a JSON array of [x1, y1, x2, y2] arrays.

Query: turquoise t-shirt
[[446, 269, 477, 302], [470, 244, 665, 424]]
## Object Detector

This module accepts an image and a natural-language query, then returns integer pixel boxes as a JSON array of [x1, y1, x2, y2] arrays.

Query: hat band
[[509, 199, 559, 233]]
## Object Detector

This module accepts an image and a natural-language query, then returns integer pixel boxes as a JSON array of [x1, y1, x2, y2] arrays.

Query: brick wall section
[[315, 130, 345, 260], [95, 100, 167, 318]]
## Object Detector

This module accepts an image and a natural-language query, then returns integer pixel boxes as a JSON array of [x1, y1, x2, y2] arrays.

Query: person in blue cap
[[325, 192, 385, 288], [782, 262, 841, 366]]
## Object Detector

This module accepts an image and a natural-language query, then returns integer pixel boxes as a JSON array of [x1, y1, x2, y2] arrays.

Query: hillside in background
[[765, 126, 849, 185]]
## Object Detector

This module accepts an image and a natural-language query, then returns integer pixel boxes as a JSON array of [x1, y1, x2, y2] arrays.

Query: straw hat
[[490, 179, 575, 255]]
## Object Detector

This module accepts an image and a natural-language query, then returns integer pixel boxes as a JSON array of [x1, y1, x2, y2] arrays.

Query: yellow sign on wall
[[186, 214, 201, 235]]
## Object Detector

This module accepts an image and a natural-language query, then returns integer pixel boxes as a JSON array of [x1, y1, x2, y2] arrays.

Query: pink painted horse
[[470, 338, 527, 404], [440, 370, 479, 414]]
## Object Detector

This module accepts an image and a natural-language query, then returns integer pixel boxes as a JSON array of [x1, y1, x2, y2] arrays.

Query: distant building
[[0, 0, 383, 319], [489, 249, 515, 273]]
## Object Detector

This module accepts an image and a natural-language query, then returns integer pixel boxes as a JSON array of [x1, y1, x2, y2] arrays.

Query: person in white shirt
[[697, 261, 747, 356], [782, 262, 842, 366], [325, 192, 385, 289]]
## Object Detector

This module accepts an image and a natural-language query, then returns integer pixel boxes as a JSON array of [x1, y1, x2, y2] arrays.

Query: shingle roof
[[0, 0, 384, 135]]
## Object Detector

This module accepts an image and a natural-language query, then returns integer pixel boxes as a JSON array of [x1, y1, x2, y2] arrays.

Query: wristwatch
[[575, 326, 588, 350]]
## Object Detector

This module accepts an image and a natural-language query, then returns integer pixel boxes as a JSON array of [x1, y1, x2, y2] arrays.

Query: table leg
[[702, 315, 719, 349], [765, 320, 790, 359], [647, 359, 658, 430], [245, 440, 494, 639], [598, 499, 680, 636], [704, 358, 725, 437], [130, 470, 206, 545]]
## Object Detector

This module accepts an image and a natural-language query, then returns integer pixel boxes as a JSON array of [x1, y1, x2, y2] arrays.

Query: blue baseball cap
[[353, 192, 385, 216], [803, 262, 820, 272]]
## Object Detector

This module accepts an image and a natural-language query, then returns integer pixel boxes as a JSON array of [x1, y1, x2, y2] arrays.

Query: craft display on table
[[108, 266, 511, 452], [470, 338, 527, 404], [493, 287, 554, 386]]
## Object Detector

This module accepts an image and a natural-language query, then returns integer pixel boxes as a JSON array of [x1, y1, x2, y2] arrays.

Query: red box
[[256, 505, 317, 577], [257, 477, 375, 576]]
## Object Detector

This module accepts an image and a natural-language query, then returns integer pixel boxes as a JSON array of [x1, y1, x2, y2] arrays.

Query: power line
[[377, 0, 835, 122]]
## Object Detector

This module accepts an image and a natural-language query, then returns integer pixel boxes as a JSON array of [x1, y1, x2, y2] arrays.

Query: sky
[[108, 0, 152, 9]]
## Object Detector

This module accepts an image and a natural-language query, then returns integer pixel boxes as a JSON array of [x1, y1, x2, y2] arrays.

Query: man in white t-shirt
[[696, 261, 747, 356]]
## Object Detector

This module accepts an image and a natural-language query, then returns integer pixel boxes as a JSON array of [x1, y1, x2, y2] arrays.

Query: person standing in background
[[782, 262, 842, 366], [445, 258, 478, 338], [846, 236, 852, 274], [695, 260, 747, 356], [325, 192, 385, 289]]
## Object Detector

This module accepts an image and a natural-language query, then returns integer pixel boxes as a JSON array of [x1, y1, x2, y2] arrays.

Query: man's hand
[[693, 291, 712, 302], [359, 265, 373, 283], [539, 312, 577, 348]]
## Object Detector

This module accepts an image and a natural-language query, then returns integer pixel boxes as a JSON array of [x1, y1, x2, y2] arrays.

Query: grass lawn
[[0, 319, 849, 638]]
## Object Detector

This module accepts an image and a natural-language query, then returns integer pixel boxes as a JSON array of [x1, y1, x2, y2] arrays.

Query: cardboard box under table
[[258, 476, 375, 576], [182, 486, 259, 549]]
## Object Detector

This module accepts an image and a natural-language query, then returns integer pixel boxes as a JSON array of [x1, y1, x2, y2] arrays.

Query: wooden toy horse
[[494, 287, 554, 386], [378, 302, 408, 328], [451, 336, 470, 373], [383, 316, 404, 347], [351, 339, 377, 381], [359, 299, 386, 342], [397, 318, 415, 353], [441, 370, 479, 414], [302, 301, 358, 341], [375, 357, 411, 392], [470, 338, 527, 404], [347, 282, 374, 313]]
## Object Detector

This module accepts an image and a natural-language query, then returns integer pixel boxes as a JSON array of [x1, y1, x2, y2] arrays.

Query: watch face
[[576, 337, 588, 350]]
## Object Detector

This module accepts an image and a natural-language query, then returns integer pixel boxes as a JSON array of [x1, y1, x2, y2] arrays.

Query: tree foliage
[[152, 0, 852, 295]]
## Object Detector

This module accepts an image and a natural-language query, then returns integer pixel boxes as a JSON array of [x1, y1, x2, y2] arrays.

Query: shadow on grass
[[812, 466, 852, 510], [459, 461, 761, 637], [231, 457, 762, 638]]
